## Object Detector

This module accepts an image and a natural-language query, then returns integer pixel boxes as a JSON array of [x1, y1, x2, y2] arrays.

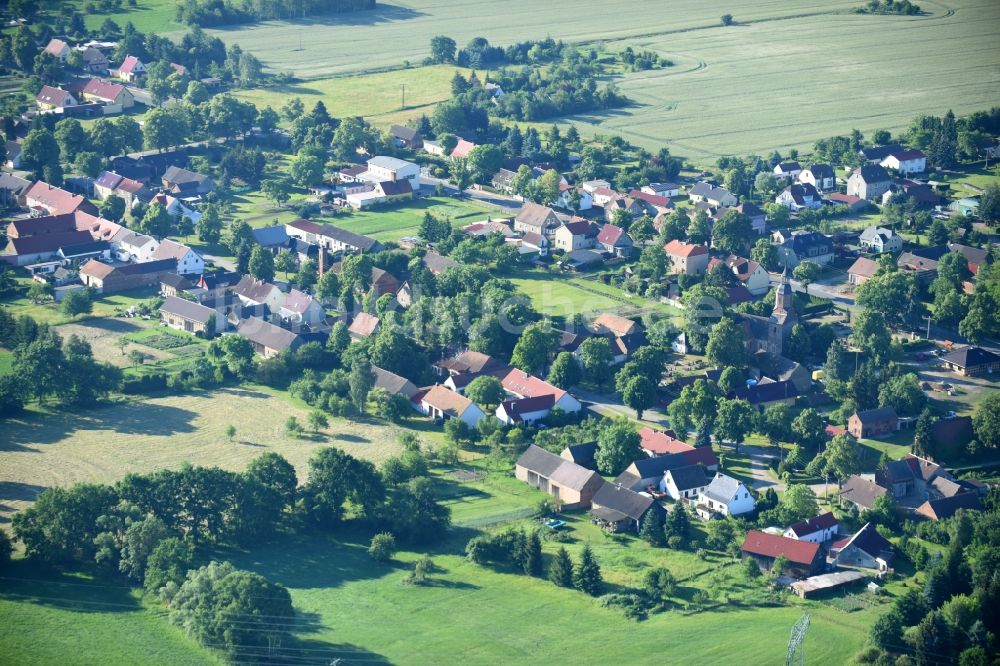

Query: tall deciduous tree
[[595, 419, 642, 475]]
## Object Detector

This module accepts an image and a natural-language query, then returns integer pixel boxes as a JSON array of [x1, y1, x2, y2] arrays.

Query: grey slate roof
[[516, 444, 565, 479], [160, 295, 216, 324], [941, 346, 1000, 369], [237, 317, 301, 351], [701, 474, 742, 504], [666, 464, 709, 492], [591, 483, 657, 521], [253, 225, 289, 247]]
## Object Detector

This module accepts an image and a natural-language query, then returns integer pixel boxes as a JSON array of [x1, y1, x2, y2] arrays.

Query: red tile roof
[[741, 530, 821, 565], [118, 55, 142, 74], [596, 224, 626, 246], [786, 512, 838, 538], [664, 239, 708, 257], [639, 427, 693, 455], [501, 368, 566, 402], [81, 78, 125, 101]]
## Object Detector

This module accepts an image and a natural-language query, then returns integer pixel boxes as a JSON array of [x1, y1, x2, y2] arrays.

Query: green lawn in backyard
[[510, 267, 682, 320], [335, 195, 506, 241], [0, 286, 161, 327], [0, 350, 11, 375]]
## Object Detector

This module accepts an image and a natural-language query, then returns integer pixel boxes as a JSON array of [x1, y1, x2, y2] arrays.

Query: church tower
[[772, 266, 796, 334]]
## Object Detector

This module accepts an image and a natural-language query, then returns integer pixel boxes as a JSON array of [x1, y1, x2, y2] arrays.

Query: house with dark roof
[[515, 444, 605, 509], [285, 219, 380, 254], [252, 225, 290, 252], [829, 523, 894, 572], [233, 276, 283, 311], [797, 164, 835, 192], [741, 530, 824, 577], [948, 243, 992, 276], [858, 226, 903, 254], [940, 346, 1000, 377], [372, 366, 419, 400], [847, 165, 892, 200], [160, 295, 223, 335], [160, 273, 193, 297], [496, 395, 556, 424], [237, 317, 303, 358], [775, 230, 833, 268], [773, 161, 802, 180], [590, 482, 664, 533], [553, 219, 596, 252], [560, 442, 598, 470], [880, 149, 926, 176], [775, 183, 822, 211], [389, 124, 422, 149], [615, 448, 719, 493], [914, 492, 983, 521], [0, 173, 31, 207], [848, 407, 898, 439], [162, 166, 215, 195], [860, 144, 904, 163], [783, 512, 839, 544], [3, 230, 95, 266], [730, 380, 798, 410], [422, 251, 460, 276], [662, 464, 710, 501], [79, 258, 176, 293], [696, 473, 755, 520], [839, 476, 888, 511], [688, 182, 737, 207], [897, 245, 950, 283]]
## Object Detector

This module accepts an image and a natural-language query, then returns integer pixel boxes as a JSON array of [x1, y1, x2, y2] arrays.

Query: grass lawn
[[0, 350, 11, 374], [0, 386, 442, 522], [0, 564, 219, 666], [0, 287, 162, 327], [333, 195, 505, 241], [510, 267, 682, 320], [72, 0, 185, 34], [233, 65, 469, 127]]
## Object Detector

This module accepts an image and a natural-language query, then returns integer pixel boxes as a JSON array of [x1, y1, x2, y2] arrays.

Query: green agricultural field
[[0, 387, 434, 522], [195, 0, 864, 79], [73, 0, 185, 35], [182, 0, 999, 162], [575, 0, 1000, 159], [233, 65, 468, 128]]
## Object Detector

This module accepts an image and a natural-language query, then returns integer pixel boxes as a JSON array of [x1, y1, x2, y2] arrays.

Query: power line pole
[[401, 84, 405, 110], [786, 614, 810, 666]]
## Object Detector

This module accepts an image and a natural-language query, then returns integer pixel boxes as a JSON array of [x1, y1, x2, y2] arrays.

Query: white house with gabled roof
[[695, 473, 755, 520]]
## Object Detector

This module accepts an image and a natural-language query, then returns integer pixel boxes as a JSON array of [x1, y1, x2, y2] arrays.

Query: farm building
[[515, 445, 604, 510]]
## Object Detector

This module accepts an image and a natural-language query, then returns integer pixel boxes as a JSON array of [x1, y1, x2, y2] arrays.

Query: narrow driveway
[[742, 444, 786, 492]]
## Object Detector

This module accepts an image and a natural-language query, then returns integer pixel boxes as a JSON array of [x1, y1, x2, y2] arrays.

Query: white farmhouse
[[695, 473, 755, 520], [365, 156, 421, 187]]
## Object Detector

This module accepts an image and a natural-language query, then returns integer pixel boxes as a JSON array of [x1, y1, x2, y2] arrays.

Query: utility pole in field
[[401, 84, 405, 110]]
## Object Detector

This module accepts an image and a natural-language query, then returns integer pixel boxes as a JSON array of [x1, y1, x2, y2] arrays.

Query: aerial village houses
[[847, 164, 892, 200], [797, 164, 835, 192], [514, 202, 561, 237], [858, 226, 903, 254], [848, 407, 898, 439], [159, 296, 224, 335], [688, 183, 737, 207], [741, 531, 824, 577], [416, 384, 485, 428], [515, 445, 604, 509], [695, 473, 755, 520], [113, 55, 146, 82], [783, 512, 840, 544], [879, 149, 927, 176], [79, 78, 135, 111], [664, 240, 709, 275], [939, 346, 1000, 377], [590, 482, 665, 533], [237, 317, 303, 358], [829, 523, 894, 573]]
